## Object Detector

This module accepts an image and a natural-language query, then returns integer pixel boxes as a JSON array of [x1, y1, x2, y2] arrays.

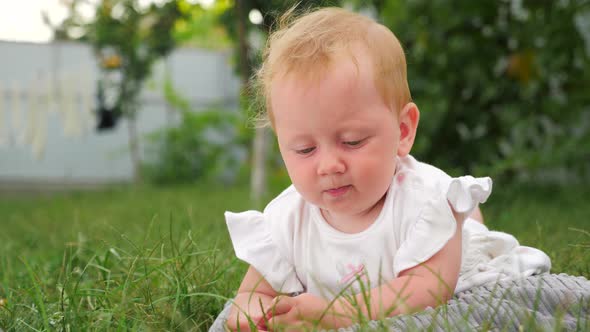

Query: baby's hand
[[226, 292, 273, 331], [264, 293, 351, 330]]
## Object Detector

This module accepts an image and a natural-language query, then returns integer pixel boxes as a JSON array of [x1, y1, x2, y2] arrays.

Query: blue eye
[[296, 147, 316, 155]]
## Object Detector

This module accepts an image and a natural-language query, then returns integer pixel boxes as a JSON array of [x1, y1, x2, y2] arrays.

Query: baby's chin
[[319, 200, 380, 218], [301, 188, 383, 217]]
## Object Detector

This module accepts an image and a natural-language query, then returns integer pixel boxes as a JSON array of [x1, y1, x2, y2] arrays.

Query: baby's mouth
[[324, 185, 351, 197]]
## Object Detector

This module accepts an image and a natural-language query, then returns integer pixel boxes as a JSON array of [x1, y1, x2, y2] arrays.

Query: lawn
[[0, 182, 588, 331]]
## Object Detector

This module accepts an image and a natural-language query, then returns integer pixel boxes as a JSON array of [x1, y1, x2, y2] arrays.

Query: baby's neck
[[320, 195, 386, 234]]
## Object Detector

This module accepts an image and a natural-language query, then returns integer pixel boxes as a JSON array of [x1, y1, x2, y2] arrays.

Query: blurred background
[[1, 0, 589, 197]]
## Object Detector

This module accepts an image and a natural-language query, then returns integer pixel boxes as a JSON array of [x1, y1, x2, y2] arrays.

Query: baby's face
[[271, 51, 402, 224]]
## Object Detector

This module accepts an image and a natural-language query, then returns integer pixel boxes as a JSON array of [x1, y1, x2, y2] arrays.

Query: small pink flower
[[339, 263, 365, 284], [397, 174, 405, 183]]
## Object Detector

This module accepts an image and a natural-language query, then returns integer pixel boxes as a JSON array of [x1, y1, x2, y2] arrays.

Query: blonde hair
[[252, 6, 411, 128]]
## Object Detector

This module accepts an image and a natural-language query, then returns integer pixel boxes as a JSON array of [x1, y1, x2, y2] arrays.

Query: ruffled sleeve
[[446, 176, 492, 220], [225, 210, 304, 294], [393, 176, 492, 276]]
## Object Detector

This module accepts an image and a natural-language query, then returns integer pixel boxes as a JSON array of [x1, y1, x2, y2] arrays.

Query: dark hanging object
[[96, 80, 120, 131], [96, 106, 121, 130]]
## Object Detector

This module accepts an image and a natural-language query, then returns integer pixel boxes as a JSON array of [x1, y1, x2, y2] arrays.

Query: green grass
[[0, 182, 588, 331]]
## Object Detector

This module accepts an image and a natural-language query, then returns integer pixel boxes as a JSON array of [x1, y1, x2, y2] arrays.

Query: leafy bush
[[367, 0, 590, 182], [143, 107, 252, 185]]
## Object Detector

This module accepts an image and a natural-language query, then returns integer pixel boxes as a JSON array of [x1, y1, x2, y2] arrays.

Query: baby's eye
[[296, 147, 316, 155], [344, 139, 364, 147]]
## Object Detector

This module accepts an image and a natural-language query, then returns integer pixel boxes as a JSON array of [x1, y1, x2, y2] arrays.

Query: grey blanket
[[209, 273, 590, 331]]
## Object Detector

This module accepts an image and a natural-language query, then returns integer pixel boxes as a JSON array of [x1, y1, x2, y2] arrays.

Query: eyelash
[[295, 139, 366, 155], [344, 139, 363, 146], [296, 147, 316, 155]]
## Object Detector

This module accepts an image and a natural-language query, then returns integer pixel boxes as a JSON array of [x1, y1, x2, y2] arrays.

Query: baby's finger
[[266, 296, 293, 318], [266, 309, 298, 331], [255, 314, 269, 331], [227, 311, 261, 332]]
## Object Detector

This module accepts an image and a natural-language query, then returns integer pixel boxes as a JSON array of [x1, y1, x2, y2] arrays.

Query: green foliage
[[143, 108, 251, 185], [142, 78, 251, 185], [220, 0, 340, 35], [173, 0, 234, 50], [365, 0, 590, 181], [218, 0, 340, 77], [88, 0, 189, 118]]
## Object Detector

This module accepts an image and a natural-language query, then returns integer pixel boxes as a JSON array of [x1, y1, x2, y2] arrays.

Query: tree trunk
[[251, 127, 268, 204], [236, 0, 267, 203], [165, 59, 175, 127], [127, 115, 142, 183]]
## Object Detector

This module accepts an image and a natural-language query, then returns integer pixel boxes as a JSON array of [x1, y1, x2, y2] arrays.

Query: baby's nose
[[317, 149, 346, 175]]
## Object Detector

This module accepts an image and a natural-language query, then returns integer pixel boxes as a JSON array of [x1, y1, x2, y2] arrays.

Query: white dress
[[225, 155, 551, 299]]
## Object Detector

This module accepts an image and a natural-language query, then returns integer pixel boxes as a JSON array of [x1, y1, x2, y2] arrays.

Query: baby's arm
[[357, 210, 463, 318], [227, 266, 278, 331], [266, 209, 464, 329], [296, 214, 463, 328], [337, 207, 465, 322], [470, 206, 484, 223]]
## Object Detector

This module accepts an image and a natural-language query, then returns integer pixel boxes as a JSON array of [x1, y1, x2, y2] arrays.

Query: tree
[[47, 0, 191, 182], [172, 0, 233, 50], [360, 0, 590, 181]]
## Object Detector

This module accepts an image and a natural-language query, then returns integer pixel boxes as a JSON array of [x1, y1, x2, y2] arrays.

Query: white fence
[[0, 41, 241, 190]]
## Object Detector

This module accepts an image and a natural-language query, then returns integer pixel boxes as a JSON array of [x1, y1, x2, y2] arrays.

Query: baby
[[223, 7, 550, 331]]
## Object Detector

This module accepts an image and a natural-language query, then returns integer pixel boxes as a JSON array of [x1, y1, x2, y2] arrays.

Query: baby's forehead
[[273, 45, 375, 90]]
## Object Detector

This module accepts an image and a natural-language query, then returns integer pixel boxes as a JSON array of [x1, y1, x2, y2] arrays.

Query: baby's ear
[[397, 102, 420, 157]]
